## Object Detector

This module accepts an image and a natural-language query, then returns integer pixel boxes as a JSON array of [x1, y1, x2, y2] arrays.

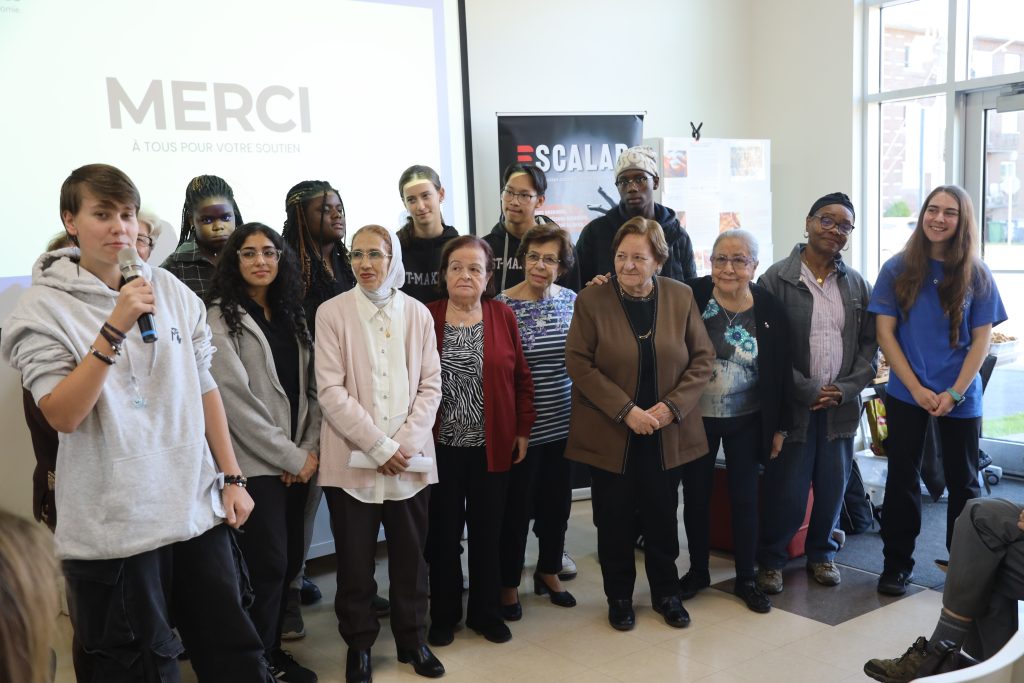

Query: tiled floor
[[51, 499, 942, 682]]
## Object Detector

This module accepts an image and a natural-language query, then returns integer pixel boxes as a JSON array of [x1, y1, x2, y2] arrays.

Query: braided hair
[[178, 175, 244, 246], [281, 180, 353, 300], [207, 223, 312, 349]]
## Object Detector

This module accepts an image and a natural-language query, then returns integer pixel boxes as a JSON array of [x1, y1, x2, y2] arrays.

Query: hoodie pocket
[[104, 443, 207, 525]]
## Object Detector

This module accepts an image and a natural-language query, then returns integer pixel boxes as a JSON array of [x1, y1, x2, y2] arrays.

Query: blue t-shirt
[[867, 256, 1006, 417]]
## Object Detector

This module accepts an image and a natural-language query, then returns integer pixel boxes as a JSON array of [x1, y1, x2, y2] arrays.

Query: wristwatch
[[946, 388, 966, 406]]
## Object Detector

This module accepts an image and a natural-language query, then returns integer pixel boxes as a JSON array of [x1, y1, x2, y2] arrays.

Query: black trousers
[[499, 438, 572, 585], [680, 413, 762, 580], [234, 476, 308, 655], [324, 486, 430, 650], [880, 395, 982, 573], [428, 444, 509, 630], [63, 524, 269, 683], [590, 452, 681, 602]]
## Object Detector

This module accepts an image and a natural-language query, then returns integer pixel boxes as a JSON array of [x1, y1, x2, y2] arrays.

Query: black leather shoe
[[734, 579, 771, 614], [533, 572, 576, 607], [877, 570, 914, 596], [607, 599, 635, 631], [501, 600, 523, 621], [397, 644, 445, 679], [678, 570, 711, 600], [466, 620, 512, 643], [427, 624, 454, 647], [653, 595, 691, 628], [345, 648, 372, 683]]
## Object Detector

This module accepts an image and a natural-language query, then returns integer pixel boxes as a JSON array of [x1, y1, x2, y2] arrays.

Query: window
[[865, 0, 1024, 470], [864, 0, 1024, 274]]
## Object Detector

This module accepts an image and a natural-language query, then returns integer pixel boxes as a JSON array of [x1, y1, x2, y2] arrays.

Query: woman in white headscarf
[[315, 225, 445, 682]]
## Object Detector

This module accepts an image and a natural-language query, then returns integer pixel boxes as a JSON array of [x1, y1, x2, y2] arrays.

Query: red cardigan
[[427, 297, 536, 472]]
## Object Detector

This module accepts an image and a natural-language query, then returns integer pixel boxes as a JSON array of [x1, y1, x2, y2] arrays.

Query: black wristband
[[102, 321, 127, 340], [99, 327, 123, 354]]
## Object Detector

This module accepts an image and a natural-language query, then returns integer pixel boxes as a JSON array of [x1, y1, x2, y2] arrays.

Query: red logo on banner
[[516, 144, 534, 163]]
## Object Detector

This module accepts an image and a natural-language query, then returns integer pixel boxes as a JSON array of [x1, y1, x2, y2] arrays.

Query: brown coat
[[565, 277, 715, 474]]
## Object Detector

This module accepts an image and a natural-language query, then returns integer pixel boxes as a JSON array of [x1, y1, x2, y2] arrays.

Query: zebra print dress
[[438, 321, 485, 446]]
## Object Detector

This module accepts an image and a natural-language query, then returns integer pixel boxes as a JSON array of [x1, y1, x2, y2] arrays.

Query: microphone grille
[[117, 246, 142, 273]]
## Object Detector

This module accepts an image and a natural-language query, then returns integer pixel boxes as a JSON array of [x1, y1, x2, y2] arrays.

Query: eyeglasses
[[710, 255, 755, 269], [525, 252, 560, 267], [136, 235, 154, 248], [447, 262, 486, 277], [238, 247, 282, 262], [349, 249, 390, 263], [813, 215, 855, 235], [501, 188, 537, 204], [614, 174, 651, 190]]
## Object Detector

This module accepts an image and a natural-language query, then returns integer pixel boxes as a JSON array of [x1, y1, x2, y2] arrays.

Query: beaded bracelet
[[88, 345, 116, 365], [223, 474, 248, 488]]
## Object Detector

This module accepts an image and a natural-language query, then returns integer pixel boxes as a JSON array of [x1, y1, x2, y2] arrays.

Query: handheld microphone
[[117, 247, 158, 343]]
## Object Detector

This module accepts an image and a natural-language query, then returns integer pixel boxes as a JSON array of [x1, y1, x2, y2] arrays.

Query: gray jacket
[[2, 251, 221, 560], [758, 244, 878, 442], [208, 302, 321, 478]]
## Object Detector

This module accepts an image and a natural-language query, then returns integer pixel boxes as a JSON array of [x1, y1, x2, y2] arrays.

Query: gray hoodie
[[2, 249, 223, 560]]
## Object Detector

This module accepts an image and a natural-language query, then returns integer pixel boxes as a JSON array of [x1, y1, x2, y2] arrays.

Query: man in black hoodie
[[576, 146, 696, 284], [485, 164, 580, 293]]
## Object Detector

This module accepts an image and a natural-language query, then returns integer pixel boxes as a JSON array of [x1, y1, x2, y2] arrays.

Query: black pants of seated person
[[500, 437, 572, 585], [429, 444, 509, 631], [63, 524, 270, 683], [325, 486, 430, 650], [681, 412, 762, 581], [235, 477, 308, 655], [590, 439, 681, 602]]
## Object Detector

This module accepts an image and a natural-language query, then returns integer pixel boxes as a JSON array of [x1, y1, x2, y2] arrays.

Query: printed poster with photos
[[646, 137, 772, 275]]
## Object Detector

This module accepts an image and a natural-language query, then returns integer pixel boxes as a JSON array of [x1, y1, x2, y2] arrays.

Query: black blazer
[[686, 276, 794, 463]]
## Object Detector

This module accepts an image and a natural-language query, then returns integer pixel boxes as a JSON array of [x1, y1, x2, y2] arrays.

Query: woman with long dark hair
[[208, 223, 321, 683], [869, 185, 1006, 596]]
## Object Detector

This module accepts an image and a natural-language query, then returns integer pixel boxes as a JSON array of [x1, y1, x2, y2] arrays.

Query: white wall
[[465, 0, 860, 265], [464, 0, 757, 233], [1, 0, 860, 520]]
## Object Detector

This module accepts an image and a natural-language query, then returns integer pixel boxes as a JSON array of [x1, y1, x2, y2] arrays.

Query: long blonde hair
[[0, 510, 59, 683]]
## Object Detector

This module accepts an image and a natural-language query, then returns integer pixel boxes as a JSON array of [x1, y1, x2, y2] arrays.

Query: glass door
[[964, 87, 1024, 473]]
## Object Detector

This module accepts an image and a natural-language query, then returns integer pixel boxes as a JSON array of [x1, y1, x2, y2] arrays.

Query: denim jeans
[[759, 410, 853, 568]]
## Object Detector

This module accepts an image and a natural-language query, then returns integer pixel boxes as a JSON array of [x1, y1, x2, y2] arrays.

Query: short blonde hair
[[137, 207, 167, 244], [0, 510, 59, 683], [611, 217, 669, 266]]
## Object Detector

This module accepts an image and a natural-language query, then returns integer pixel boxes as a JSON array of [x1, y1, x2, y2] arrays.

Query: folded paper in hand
[[348, 450, 434, 473]]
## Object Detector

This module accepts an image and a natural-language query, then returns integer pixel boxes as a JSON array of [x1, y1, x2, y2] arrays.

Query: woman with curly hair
[[208, 222, 321, 683]]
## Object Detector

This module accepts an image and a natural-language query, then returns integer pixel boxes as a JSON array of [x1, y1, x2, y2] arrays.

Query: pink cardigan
[[314, 290, 442, 489]]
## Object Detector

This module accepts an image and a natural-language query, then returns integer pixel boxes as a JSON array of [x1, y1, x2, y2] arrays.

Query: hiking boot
[[808, 561, 841, 586], [756, 567, 783, 594], [864, 636, 929, 682]]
